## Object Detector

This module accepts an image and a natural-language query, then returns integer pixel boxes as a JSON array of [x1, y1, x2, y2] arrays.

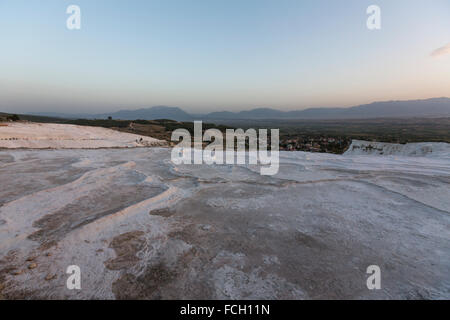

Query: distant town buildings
[[279, 135, 351, 154]]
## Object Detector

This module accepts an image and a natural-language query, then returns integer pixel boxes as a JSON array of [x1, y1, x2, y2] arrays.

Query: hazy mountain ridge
[[26, 98, 450, 121]]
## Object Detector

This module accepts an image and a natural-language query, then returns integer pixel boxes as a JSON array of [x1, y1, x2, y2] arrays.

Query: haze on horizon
[[0, 0, 449, 114]]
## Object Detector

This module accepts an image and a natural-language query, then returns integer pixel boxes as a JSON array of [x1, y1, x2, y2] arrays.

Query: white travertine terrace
[[0, 122, 166, 149], [0, 142, 449, 299]]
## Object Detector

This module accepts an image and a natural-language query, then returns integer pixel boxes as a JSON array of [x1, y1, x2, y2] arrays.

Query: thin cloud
[[431, 43, 450, 58]]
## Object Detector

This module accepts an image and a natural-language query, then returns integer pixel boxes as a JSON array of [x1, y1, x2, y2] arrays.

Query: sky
[[0, 0, 449, 113]]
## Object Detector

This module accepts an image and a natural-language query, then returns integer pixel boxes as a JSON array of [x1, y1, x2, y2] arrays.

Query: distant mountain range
[[28, 98, 450, 121]]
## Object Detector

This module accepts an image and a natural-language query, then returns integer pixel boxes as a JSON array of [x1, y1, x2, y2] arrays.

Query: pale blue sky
[[0, 0, 449, 113]]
